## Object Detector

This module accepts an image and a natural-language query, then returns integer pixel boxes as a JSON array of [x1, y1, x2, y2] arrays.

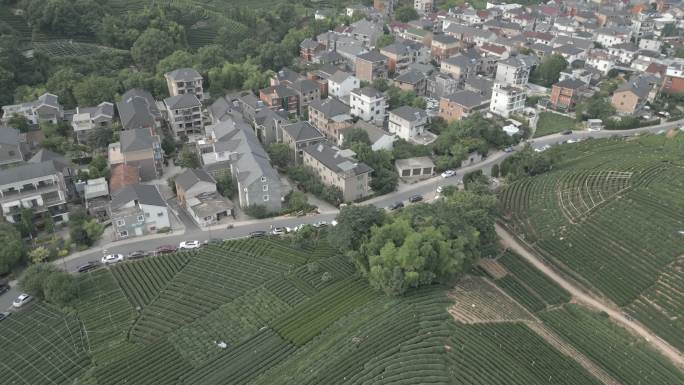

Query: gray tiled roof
[[615, 74, 658, 99], [291, 79, 320, 94], [28, 149, 71, 173], [432, 34, 458, 44], [117, 89, 160, 130], [283, 121, 324, 142], [394, 70, 426, 84], [303, 142, 373, 176], [0, 161, 58, 186], [308, 98, 350, 118], [0, 126, 20, 145], [464, 77, 494, 98], [78, 102, 114, 119], [356, 50, 387, 63], [164, 93, 201, 110], [444, 90, 486, 108], [166, 68, 201, 82], [390, 106, 427, 122], [555, 78, 586, 89], [120, 128, 158, 153], [111, 183, 166, 209], [329, 70, 354, 84], [443, 54, 479, 68], [175, 168, 215, 191], [352, 86, 383, 99], [300, 38, 320, 49]]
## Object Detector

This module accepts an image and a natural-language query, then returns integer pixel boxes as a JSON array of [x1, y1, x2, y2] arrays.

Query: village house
[[393, 70, 428, 95], [0, 127, 24, 168], [611, 75, 659, 115], [282, 121, 325, 163], [108, 128, 163, 181], [328, 71, 360, 99], [2, 93, 63, 127], [388, 106, 428, 141], [259, 85, 299, 115], [440, 91, 488, 123], [550, 78, 588, 111], [489, 84, 525, 118], [165, 68, 204, 100], [395, 156, 436, 181], [440, 55, 480, 86], [71, 102, 115, 145], [116, 89, 162, 131], [302, 142, 373, 202], [355, 51, 389, 82], [308, 98, 354, 145], [431, 34, 460, 62], [164, 93, 204, 141], [110, 184, 170, 240], [350, 87, 388, 125], [175, 168, 233, 228]]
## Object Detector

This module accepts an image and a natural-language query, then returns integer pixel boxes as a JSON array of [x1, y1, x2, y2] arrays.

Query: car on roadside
[[128, 250, 148, 259], [271, 227, 287, 236], [331, 220, 338, 227], [12, 293, 32, 308], [0, 283, 9, 295], [409, 194, 423, 203], [249, 231, 267, 238], [389, 201, 404, 210], [312, 221, 328, 228], [441, 169, 456, 178], [155, 245, 177, 254], [204, 238, 223, 245], [0, 312, 9, 322], [503, 146, 515, 153], [101, 254, 125, 265], [77, 262, 99, 273], [179, 240, 201, 250]]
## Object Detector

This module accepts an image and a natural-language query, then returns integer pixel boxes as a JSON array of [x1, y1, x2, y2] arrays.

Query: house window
[[137, 215, 144, 222], [157, 212, 164, 217], [261, 176, 267, 182], [119, 230, 128, 238], [263, 195, 269, 201], [8, 151, 14, 156], [263, 185, 268, 192], [116, 219, 125, 226]]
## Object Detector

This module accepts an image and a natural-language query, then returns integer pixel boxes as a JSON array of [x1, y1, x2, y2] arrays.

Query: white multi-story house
[[164, 93, 204, 141], [350, 87, 387, 125], [1, 93, 63, 126], [71, 102, 115, 144], [0, 160, 70, 224], [328, 71, 360, 99], [165, 68, 204, 101], [388, 106, 428, 141], [495, 56, 533, 87], [596, 27, 632, 48], [586, 51, 617, 75], [414, 0, 433, 13], [489, 83, 525, 118], [110, 184, 170, 239]]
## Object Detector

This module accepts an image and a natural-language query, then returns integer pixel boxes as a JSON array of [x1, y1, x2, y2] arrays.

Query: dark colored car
[[204, 238, 223, 245], [156, 245, 177, 254], [0, 312, 9, 322], [409, 195, 423, 203], [561, 129, 572, 135], [128, 250, 148, 259], [389, 201, 404, 210], [249, 231, 267, 238], [77, 262, 99, 273], [0, 283, 9, 296]]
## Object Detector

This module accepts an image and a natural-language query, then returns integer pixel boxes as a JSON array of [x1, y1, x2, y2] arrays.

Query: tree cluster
[[19, 263, 77, 307], [498, 145, 556, 181], [0, 223, 25, 275], [69, 209, 104, 248], [340, 191, 498, 296], [529, 54, 568, 87], [287, 165, 343, 206]]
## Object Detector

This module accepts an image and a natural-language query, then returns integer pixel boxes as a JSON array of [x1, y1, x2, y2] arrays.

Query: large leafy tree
[[395, 6, 419, 22], [0, 223, 25, 275], [73, 75, 119, 107], [131, 28, 178, 71], [328, 205, 386, 253], [530, 54, 568, 87]]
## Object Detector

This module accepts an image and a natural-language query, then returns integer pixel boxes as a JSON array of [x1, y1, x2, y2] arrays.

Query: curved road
[[2, 119, 683, 364], [496, 224, 684, 370]]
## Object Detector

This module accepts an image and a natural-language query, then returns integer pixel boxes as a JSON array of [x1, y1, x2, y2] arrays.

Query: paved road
[[2, 119, 682, 311], [496, 223, 684, 370]]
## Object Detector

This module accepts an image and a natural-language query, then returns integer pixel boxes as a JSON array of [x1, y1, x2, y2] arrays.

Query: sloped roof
[[120, 128, 158, 153], [109, 164, 140, 194], [308, 98, 350, 118], [283, 121, 324, 142], [28, 149, 72, 172], [0, 126, 20, 145], [356, 50, 387, 63], [555, 78, 586, 89], [329, 70, 355, 84], [444, 90, 486, 108], [117, 89, 160, 130], [165, 68, 201, 81], [352, 86, 384, 99], [164, 93, 201, 110], [111, 183, 166, 209], [394, 70, 426, 85], [390, 106, 427, 122], [303, 142, 373, 176], [175, 168, 216, 191], [0, 161, 58, 186]]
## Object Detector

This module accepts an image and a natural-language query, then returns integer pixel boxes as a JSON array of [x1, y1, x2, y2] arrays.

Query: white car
[[12, 293, 32, 308], [436, 185, 444, 194], [441, 170, 456, 178], [101, 254, 124, 265], [331, 220, 338, 227], [179, 240, 201, 250], [271, 227, 287, 236]]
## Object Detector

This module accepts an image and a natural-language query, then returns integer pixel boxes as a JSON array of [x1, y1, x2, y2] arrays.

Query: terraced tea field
[[500, 134, 684, 351]]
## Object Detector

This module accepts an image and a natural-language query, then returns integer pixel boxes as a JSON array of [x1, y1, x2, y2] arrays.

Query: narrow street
[[496, 223, 684, 370]]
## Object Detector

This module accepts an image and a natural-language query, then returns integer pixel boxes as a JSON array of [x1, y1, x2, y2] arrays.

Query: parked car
[[77, 262, 99, 273], [436, 186, 444, 194], [409, 194, 423, 203], [179, 240, 201, 250], [128, 250, 148, 259], [441, 170, 456, 178], [389, 201, 404, 210], [204, 238, 223, 245], [12, 293, 32, 308], [503, 146, 515, 153], [0, 283, 9, 295], [271, 227, 287, 236], [0, 312, 9, 321], [331, 220, 338, 227], [155, 245, 177, 254], [312, 221, 328, 228], [101, 254, 124, 265], [249, 231, 267, 238]]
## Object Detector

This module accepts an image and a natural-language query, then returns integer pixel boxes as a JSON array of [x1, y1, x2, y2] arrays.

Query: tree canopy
[[530, 54, 568, 87], [395, 6, 419, 23], [0, 223, 25, 275]]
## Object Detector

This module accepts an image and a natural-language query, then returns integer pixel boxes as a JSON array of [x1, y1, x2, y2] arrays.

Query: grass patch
[[534, 111, 576, 137]]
